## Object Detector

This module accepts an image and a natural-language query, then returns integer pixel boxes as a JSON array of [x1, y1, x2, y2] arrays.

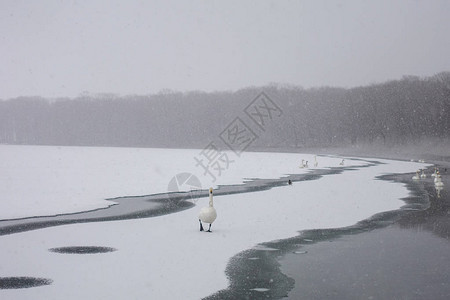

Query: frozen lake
[[0, 145, 432, 299]]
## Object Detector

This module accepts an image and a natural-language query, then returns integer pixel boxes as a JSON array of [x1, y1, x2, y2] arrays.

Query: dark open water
[[204, 162, 450, 300]]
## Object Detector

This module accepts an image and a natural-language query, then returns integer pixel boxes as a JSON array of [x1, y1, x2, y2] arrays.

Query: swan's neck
[[209, 194, 214, 207]]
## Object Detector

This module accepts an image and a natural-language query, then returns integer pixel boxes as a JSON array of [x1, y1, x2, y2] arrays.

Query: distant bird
[[314, 155, 318, 167], [339, 159, 345, 166], [420, 170, 427, 178], [299, 159, 309, 168], [288, 179, 292, 185], [431, 167, 438, 178], [199, 188, 217, 232], [300, 159, 306, 168], [412, 170, 420, 180]]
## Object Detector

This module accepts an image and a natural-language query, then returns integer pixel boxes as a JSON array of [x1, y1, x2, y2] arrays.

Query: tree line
[[1, 72, 449, 150]]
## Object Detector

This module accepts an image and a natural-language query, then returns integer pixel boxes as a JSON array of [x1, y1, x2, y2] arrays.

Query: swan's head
[[209, 187, 213, 195]]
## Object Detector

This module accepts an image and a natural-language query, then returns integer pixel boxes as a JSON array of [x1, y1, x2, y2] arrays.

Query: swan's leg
[[199, 219, 204, 231], [206, 224, 212, 232]]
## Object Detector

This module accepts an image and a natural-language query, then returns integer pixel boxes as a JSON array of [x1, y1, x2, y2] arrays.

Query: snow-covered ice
[[0, 145, 356, 220], [0, 145, 430, 299]]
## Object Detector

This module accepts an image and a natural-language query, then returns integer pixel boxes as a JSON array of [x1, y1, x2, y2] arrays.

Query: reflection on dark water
[[49, 246, 117, 254], [396, 173, 449, 240], [0, 277, 52, 289], [436, 186, 443, 198], [206, 164, 450, 300]]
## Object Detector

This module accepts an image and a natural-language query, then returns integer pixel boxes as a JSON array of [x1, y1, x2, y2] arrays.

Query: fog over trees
[[1, 72, 449, 151]]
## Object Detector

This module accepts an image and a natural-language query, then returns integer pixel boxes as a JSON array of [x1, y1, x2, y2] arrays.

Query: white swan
[[199, 187, 217, 232], [431, 167, 438, 178], [420, 170, 427, 178], [314, 155, 318, 167], [300, 159, 306, 168], [339, 159, 345, 166], [412, 171, 420, 180], [435, 175, 444, 187], [299, 159, 308, 168], [434, 171, 441, 183]]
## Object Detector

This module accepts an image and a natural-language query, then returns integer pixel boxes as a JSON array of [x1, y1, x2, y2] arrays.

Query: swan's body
[[412, 171, 420, 180], [435, 180, 444, 187], [199, 188, 217, 232], [420, 170, 427, 178], [434, 175, 444, 187], [434, 171, 441, 183]]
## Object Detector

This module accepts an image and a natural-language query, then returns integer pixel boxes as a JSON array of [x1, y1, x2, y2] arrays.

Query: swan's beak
[[209, 188, 213, 194]]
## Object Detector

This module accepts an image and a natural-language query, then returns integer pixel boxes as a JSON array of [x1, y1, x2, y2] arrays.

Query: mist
[[1, 73, 449, 160]]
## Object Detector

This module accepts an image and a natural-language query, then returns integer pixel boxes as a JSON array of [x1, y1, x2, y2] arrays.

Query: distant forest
[[1, 72, 449, 151]]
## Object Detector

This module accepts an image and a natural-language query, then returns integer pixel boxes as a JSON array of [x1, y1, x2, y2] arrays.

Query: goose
[[199, 187, 217, 232], [412, 171, 420, 180], [420, 169, 427, 178]]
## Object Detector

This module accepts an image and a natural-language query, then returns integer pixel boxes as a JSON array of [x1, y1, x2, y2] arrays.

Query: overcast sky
[[1, 0, 449, 99]]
